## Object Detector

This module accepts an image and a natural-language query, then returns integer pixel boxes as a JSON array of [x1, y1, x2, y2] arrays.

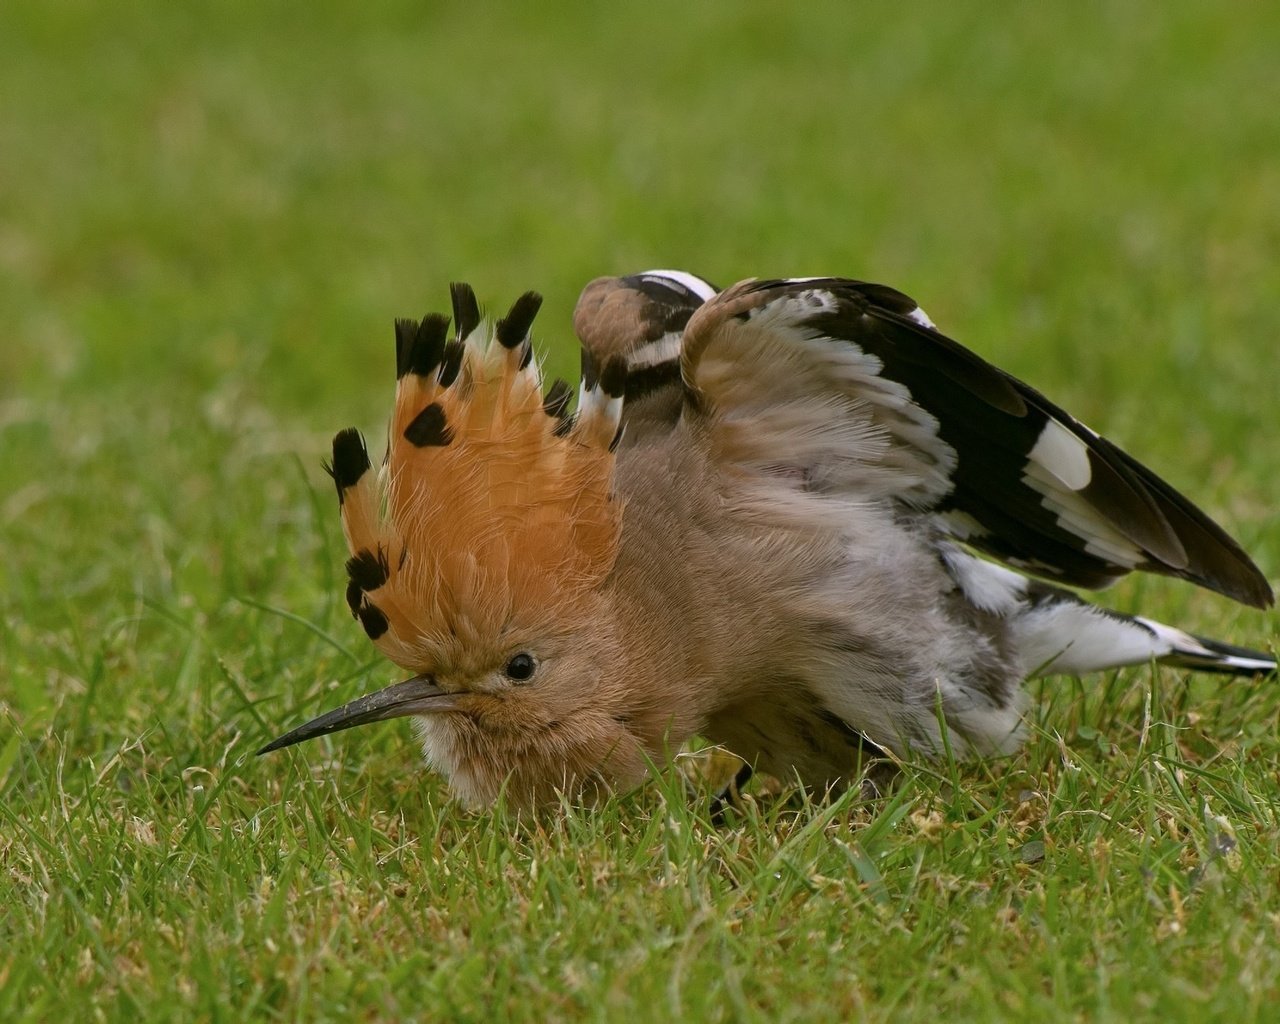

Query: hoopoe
[[260, 272, 1275, 808]]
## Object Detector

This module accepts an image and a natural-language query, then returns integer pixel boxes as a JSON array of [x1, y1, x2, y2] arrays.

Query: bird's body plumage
[[261, 272, 1274, 808]]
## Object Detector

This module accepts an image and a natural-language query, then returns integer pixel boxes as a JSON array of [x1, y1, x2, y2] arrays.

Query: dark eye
[[503, 652, 537, 682]]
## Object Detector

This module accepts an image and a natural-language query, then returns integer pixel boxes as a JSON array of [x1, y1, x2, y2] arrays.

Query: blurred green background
[[2, 2, 1277, 1020]]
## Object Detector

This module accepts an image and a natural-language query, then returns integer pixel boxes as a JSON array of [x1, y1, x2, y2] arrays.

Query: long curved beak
[[256, 675, 456, 755]]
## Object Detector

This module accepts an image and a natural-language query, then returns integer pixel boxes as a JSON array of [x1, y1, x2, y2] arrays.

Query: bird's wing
[[573, 271, 718, 432], [679, 276, 1272, 608]]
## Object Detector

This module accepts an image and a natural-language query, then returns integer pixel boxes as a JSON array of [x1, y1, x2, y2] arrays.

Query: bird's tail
[[942, 546, 1275, 679], [1012, 593, 1275, 679], [1138, 619, 1276, 676]]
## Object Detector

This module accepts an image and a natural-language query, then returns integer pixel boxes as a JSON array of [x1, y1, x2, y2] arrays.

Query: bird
[[259, 271, 1275, 809]]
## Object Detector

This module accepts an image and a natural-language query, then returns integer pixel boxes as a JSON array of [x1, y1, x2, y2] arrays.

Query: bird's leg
[[708, 762, 755, 824], [857, 758, 901, 800]]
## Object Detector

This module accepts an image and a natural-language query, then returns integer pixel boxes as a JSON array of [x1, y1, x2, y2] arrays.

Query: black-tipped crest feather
[[357, 603, 390, 640], [438, 341, 465, 388], [543, 379, 572, 419], [496, 291, 544, 348], [404, 403, 453, 447], [394, 319, 419, 379], [450, 282, 481, 341], [326, 428, 370, 502], [346, 547, 391, 591], [405, 313, 450, 378]]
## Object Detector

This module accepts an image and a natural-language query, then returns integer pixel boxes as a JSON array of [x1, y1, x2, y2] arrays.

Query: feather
[[329, 287, 624, 671], [682, 278, 1273, 608]]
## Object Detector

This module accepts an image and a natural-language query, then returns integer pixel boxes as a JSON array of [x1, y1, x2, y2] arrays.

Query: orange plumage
[[336, 287, 624, 676]]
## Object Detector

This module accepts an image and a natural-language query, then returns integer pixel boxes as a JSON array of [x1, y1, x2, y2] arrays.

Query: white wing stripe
[[627, 334, 683, 370], [638, 270, 718, 302], [1027, 419, 1092, 491]]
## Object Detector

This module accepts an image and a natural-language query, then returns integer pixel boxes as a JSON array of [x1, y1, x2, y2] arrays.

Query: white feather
[[1028, 419, 1092, 491], [628, 334, 682, 370], [638, 269, 718, 302], [1013, 603, 1161, 676]]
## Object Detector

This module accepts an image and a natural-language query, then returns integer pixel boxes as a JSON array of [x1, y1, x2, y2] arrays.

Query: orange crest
[[327, 285, 626, 671]]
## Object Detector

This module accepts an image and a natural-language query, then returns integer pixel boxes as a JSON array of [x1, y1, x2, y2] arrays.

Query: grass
[[2, 1, 1278, 1020]]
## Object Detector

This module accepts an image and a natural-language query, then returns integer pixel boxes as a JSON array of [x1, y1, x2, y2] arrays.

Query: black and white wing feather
[[680, 277, 1272, 608], [574, 270, 718, 434]]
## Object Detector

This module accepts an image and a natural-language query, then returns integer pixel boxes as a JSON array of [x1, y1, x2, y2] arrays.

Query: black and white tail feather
[[942, 546, 1275, 679], [585, 271, 1275, 689]]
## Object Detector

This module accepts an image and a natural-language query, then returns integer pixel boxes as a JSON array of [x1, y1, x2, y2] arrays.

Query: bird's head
[[259, 285, 650, 808]]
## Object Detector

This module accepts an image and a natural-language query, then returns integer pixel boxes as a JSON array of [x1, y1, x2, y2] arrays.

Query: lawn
[[2, 2, 1278, 1020]]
